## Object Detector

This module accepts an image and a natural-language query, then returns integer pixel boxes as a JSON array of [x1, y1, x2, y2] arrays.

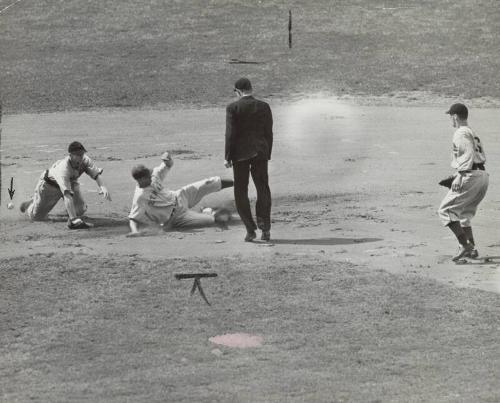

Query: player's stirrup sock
[[447, 221, 468, 246], [221, 179, 234, 189], [462, 226, 475, 246]]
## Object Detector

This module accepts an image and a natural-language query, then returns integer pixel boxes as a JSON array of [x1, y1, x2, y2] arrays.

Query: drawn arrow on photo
[[8, 177, 15, 199]]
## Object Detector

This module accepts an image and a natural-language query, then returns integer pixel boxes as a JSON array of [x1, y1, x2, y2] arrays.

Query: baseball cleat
[[244, 231, 257, 242], [464, 248, 479, 259], [68, 218, 93, 229], [452, 243, 474, 262], [261, 230, 271, 242], [19, 200, 32, 213]]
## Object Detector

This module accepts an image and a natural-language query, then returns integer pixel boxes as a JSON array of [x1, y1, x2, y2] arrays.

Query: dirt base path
[[2, 97, 500, 292]]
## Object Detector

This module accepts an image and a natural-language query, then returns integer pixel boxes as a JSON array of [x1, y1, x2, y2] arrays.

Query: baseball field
[[1, 1, 500, 402]]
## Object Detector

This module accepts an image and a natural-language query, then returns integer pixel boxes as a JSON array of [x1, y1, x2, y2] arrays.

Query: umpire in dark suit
[[224, 77, 273, 242]]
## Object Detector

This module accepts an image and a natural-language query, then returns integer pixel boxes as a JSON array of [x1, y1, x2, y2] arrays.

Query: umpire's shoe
[[68, 218, 93, 229], [261, 230, 271, 242], [245, 231, 257, 242]]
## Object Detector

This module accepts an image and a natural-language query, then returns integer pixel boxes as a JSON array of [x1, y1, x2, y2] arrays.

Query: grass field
[[1, 0, 500, 113], [2, 253, 500, 402]]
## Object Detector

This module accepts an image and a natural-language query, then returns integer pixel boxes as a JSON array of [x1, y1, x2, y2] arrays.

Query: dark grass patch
[[0, 253, 499, 402], [1, 0, 500, 113]]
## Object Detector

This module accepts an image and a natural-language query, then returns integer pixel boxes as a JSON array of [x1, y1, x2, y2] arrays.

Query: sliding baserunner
[[127, 151, 233, 236]]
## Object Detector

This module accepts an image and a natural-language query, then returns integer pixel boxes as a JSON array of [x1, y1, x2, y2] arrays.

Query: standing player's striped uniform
[[438, 126, 488, 226]]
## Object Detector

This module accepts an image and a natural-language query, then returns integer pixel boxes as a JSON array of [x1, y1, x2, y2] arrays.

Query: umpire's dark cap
[[445, 103, 468, 118], [68, 141, 87, 154], [234, 77, 252, 92], [131, 164, 151, 180]]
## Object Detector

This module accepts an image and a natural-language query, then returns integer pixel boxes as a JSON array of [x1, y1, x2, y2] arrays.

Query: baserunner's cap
[[445, 103, 468, 116], [68, 141, 87, 154], [131, 164, 152, 180]]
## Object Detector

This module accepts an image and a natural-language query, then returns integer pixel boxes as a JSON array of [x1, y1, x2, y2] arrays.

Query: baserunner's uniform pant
[[27, 172, 86, 221], [438, 170, 489, 227], [167, 176, 222, 228]]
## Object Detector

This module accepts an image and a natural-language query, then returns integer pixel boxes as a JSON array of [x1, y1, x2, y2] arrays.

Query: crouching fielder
[[127, 152, 234, 236], [20, 141, 111, 229], [438, 103, 489, 261]]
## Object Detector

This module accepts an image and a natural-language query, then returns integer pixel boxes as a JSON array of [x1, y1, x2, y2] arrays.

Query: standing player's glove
[[438, 175, 455, 188]]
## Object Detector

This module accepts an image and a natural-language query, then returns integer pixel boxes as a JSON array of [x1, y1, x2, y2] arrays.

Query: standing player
[[20, 141, 111, 229], [438, 103, 489, 261], [127, 152, 234, 236]]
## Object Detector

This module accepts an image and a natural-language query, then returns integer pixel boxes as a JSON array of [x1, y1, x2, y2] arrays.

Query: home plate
[[209, 333, 263, 348]]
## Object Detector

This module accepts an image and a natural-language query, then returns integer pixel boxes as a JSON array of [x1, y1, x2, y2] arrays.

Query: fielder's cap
[[68, 141, 86, 154], [234, 77, 252, 91], [445, 103, 468, 117], [131, 164, 151, 180]]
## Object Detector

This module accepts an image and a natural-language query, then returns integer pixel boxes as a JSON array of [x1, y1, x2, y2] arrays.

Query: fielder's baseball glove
[[438, 175, 455, 189]]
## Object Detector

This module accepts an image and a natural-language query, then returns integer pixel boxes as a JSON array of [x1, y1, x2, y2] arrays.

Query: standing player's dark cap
[[234, 77, 252, 92], [68, 141, 87, 154], [445, 103, 468, 119]]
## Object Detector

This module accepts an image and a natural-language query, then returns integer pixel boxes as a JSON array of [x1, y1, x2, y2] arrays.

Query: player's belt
[[162, 198, 178, 228], [471, 163, 485, 171], [43, 170, 60, 188]]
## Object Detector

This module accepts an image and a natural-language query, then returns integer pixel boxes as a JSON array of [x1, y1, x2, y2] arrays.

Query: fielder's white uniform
[[438, 126, 488, 226], [27, 155, 103, 220], [128, 162, 222, 228]]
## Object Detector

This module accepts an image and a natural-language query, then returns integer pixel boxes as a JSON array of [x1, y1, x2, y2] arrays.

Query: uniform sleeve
[[83, 156, 104, 180], [151, 161, 170, 185], [50, 159, 73, 195], [452, 131, 475, 172], [128, 193, 155, 225]]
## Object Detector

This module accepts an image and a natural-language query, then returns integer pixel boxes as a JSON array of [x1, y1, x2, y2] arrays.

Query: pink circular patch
[[209, 333, 263, 348]]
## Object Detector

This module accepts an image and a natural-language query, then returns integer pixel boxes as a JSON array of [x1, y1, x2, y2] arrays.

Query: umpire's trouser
[[233, 157, 271, 232]]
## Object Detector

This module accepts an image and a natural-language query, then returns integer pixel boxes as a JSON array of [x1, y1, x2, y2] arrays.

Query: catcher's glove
[[438, 175, 455, 188]]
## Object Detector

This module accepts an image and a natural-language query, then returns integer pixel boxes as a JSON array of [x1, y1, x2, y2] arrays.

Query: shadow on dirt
[[271, 237, 382, 246], [89, 217, 128, 228], [47, 215, 128, 228]]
